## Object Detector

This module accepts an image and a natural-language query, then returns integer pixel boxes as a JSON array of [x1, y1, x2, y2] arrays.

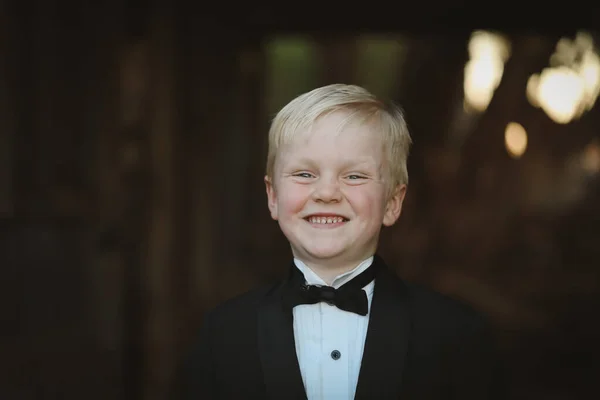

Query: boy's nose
[[312, 178, 342, 203]]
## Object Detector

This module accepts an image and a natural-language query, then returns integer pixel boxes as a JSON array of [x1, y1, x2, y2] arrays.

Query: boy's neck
[[299, 257, 371, 286]]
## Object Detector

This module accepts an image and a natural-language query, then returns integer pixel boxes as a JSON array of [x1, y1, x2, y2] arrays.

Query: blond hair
[[266, 84, 412, 193]]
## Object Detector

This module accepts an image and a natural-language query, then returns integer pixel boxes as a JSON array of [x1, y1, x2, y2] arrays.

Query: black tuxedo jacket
[[173, 256, 506, 399]]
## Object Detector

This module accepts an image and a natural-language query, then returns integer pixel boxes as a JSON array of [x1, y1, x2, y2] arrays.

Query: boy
[[174, 84, 505, 399]]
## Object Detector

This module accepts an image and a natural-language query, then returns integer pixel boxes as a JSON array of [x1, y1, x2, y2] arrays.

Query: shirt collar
[[293, 256, 375, 289]]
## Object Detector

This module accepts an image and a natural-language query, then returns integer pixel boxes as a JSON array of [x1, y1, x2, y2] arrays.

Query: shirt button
[[330, 350, 341, 360]]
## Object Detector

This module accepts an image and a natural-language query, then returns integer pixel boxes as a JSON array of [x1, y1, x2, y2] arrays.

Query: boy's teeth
[[308, 216, 344, 224]]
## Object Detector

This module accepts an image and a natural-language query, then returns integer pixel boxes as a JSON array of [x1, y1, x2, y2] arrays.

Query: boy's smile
[[304, 213, 349, 228], [265, 111, 406, 279]]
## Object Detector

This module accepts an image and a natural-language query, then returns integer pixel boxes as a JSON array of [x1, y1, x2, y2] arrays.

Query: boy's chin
[[297, 246, 351, 262]]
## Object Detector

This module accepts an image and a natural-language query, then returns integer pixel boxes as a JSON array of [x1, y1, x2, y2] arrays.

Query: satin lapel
[[355, 257, 411, 400], [257, 283, 307, 400]]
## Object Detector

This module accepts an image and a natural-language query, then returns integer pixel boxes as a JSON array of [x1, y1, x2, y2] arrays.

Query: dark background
[[1, 1, 599, 399]]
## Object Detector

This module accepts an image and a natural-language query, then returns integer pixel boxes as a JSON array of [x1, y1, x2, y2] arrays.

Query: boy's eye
[[295, 172, 314, 178], [347, 175, 365, 180]]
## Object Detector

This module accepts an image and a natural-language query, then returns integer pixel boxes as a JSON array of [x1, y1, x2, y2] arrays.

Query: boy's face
[[265, 111, 406, 268]]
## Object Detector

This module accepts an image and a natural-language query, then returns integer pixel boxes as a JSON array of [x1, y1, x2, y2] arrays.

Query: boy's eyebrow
[[288, 157, 376, 168], [339, 157, 378, 170], [292, 156, 378, 166], [287, 157, 317, 167]]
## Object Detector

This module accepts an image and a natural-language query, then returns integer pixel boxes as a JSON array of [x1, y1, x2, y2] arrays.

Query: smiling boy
[[174, 84, 505, 399]]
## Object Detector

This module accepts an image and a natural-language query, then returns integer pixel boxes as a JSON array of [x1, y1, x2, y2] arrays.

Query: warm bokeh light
[[464, 31, 511, 113], [580, 51, 600, 108], [526, 74, 540, 108], [581, 140, 600, 175], [535, 66, 586, 124], [527, 31, 600, 124], [504, 122, 528, 158]]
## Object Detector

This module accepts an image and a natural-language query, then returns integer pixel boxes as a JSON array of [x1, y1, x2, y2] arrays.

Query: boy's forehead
[[277, 128, 385, 166], [292, 115, 380, 145]]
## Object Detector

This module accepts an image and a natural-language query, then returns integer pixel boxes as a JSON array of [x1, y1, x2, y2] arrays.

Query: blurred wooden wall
[[0, 1, 245, 398]]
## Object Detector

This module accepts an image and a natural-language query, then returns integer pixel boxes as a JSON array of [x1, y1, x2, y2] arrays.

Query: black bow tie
[[283, 260, 380, 316]]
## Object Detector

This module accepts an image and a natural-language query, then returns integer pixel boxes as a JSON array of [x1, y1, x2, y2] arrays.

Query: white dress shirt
[[292, 257, 375, 400]]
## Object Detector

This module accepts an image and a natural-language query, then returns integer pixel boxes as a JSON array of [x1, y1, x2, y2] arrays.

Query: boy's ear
[[264, 176, 279, 220], [383, 184, 406, 227]]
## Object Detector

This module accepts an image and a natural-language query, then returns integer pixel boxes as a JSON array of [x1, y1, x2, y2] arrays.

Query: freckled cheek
[[347, 192, 385, 218], [279, 187, 311, 215]]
